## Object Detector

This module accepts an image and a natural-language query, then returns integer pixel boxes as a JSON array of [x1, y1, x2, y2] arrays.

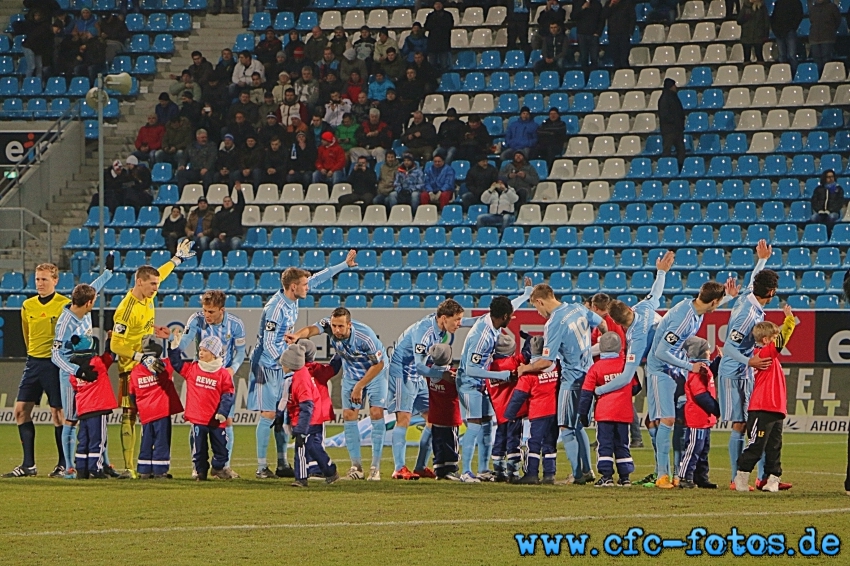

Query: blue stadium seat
[[206, 271, 231, 292], [369, 294, 393, 308], [731, 201, 757, 223], [510, 249, 536, 271], [293, 227, 318, 248], [661, 225, 686, 246], [475, 226, 501, 248], [448, 227, 472, 249], [300, 250, 325, 270], [649, 203, 674, 224], [829, 224, 850, 245], [832, 131, 850, 151], [460, 72, 485, 92], [705, 202, 730, 223], [628, 271, 653, 294], [115, 228, 141, 249], [801, 223, 827, 245], [534, 249, 560, 270], [553, 226, 578, 247], [747, 179, 773, 200], [606, 226, 632, 247], [818, 154, 844, 175], [691, 180, 717, 201], [197, 250, 224, 272], [464, 272, 490, 293], [243, 250, 269, 271], [735, 155, 760, 177], [618, 249, 643, 270], [586, 70, 610, 90], [694, 133, 720, 155], [538, 71, 560, 90], [275, 250, 298, 269], [627, 158, 652, 179], [685, 112, 709, 133], [785, 247, 812, 270], [560, 70, 584, 90], [639, 180, 663, 201], [596, 204, 621, 224], [788, 201, 811, 223], [680, 157, 705, 178], [675, 202, 702, 223], [590, 249, 616, 270], [548, 272, 571, 293], [815, 295, 840, 309], [804, 131, 830, 152], [684, 271, 710, 293], [687, 66, 713, 87], [689, 225, 715, 247], [794, 62, 819, 83], [403, 249, 428, 270], [611, 181, 636, 202], [678, 89, 698, 109], [369, 226, 394, 248], [430, 249, 455, 271], [698, 89, 724, 109], [579, 226, 605, 247], [634, 226, 659, 247], [248, 11, 272, 30], [707, 156, 732, 177], [790, 154, 815, 176], [317, 295, 341, 308], [334, 272, 360, 293], [436, 272, 462, 293], [573, 272, 600, 294], [728, 248, 755, 270], [564, 249, 588, 269], [376, 249, 401, 271], [483, 249, 508, 270], [495, 93, 519, 113], [776, 131, 803, 153], [715, 224, 741, 246], [318, 226, 343, 248], [642, 135, 663, 156], [799, 270, 825, 293], [229, 272, 255, 294], [711, 111, 736, 132], [601, 272, 628, 294], [493, 272, 518, 293], [421, 227, 445, 248]]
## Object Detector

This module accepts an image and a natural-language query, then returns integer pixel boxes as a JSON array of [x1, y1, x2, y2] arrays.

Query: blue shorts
[[646, 373, 677, 421], [17, 357, 62, 408], [717, 377, 752, 423], [458, 380, 492, 421], [388, 372, 430, 415], [341, 370, 389, 411], [247, 364, 285, 413], [557, 387, 583, 429], [60, 373, 77, 421]]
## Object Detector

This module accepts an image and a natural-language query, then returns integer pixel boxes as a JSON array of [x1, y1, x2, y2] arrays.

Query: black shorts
[[16, 357, 61, 408]]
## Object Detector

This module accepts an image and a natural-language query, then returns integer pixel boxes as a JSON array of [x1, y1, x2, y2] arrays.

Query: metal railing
[[0, 207, 52, 272]]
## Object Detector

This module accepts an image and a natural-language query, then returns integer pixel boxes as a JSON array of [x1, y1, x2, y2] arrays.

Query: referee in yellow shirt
[[4, 264, 70, 477], [109, 239, 195, 479]]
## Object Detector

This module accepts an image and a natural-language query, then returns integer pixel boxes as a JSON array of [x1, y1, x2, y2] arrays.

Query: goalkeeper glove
[[172, 238, 196, 266], [134, 352, 165, 373], [579, 414, 589, 428], [293, 432, 307, 446], [271, 411, 286, 433], [214, 413, 227, 423], [105, 252, 115, 271], [75, 363, 98, 382]]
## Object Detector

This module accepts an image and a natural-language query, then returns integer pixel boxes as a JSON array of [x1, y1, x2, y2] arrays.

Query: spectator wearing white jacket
[[231, 50, 266, 96], [476, 179, 518, 229]]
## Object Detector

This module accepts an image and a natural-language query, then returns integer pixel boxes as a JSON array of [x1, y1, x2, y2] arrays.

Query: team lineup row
[[4, 239, 794, 490]]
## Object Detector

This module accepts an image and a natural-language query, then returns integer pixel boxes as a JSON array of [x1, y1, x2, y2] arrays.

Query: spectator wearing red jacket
[[486, 332, 532, 483], [579, 332, 639, 487], [312, 131, 346, 185], [505, 337, 560, 485], [278, 343, 340, 487], [129, 339, 184, 479], [133, 114, 166, 165], [676, 337, 720, 490], [168, 336, 235, 481], [736, 309, 796, 493], [69, 338, 118, 479]]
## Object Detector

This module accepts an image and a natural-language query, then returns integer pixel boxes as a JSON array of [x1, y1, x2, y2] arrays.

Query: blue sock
[[415, 426, 432, 471], [371, 419, 386, 470], [672, 423, 684, 476], [392, 424, 408, 471], [256, 417, 272, 470], [648, 425, 658, 455], [561, 428, 580, 477], [344, 420, 362, 467], [462, 423, 481, 475], [729, 429, 744, 482], [757, 453, 765, 481], [62, 424, 76, 471], [478, 420, 493, 473], [225, 424, 234, 467], [577, 427, 592, 476], [656, 423, 673, 478], [274, 428, 289, 467]]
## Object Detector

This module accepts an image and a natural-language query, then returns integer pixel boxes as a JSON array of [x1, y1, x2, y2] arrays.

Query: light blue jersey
[[541, 303, 603, 390], [718, 258, 768, 380], [391, 314, 453, 382], [315, 318, 386, 383], [179, 311, 247, 372], [646, 300, 703, 377]]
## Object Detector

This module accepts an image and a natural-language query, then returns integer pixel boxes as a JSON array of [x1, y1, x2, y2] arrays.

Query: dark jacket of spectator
[[536, 116, 568, 149], [285, 138, 317, 172], [537, 4, 567, 34], [156, 100, 180, 126], [808, 0, 842, 44], [571, 0, 606, 36], [437, 115, 466, 149], [738, 0, 771, 44], [238, 140, 265, 171], [211, 199, 246, 239], [604, 0, 637, 36], [403, 119, 438, 150], [185, 140, 218, 172], [185, 206, 215, 239], [14, 11, 54, 60], [770, 0, 804, 37], [162, 210, 186, 241], [348, 167, 378, 197], [377, 95, 407, 139], [190, 56, 215, 87], [658, 83, 685, 135], [98, 13, 129, 43], [162, 116, 194, 152], [424, 8, 454, 52], [812, 181, 845, 214], [216, 143, 240, 173], [465, 162, 499, 202]]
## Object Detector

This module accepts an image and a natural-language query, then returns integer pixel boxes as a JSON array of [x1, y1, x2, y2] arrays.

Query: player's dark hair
[[436, 299, 464, 318], [591, 293, 612, 312], [530, 283, 555, 302], [608, 300, 632, 326], [489, 296, 514, 320], [71, 284, 96, 306], [331, 307, 351, 321], [698, 281, 726, 304], [135, 265, 160, 282], [752, 269, 779, 299], [281, 267, 310, 289], [201, 290, 226, 308]]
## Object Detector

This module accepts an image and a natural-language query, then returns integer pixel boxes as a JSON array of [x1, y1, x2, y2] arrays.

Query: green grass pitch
[[0, 425, 848, 565]]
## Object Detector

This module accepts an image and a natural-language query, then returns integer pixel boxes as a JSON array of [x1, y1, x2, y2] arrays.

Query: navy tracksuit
[[596, 422, 634, 478], [191, 424, 228, 476], [678, 428, 711, 483], [138, 417, 172, 476], [75, 414, 108, 477], [431, 425, 459, 477], [526, 416, 558, 477], [294, 424, 337, 481], [492, 420, 523, 478]]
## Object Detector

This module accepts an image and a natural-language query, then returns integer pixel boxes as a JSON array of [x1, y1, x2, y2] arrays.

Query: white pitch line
[[5, 507, 850, 539]]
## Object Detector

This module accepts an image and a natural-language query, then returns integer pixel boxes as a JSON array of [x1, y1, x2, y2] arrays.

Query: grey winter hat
[[599, 332, 622, 354], [684, 336, 710, 361], [495, 332, 515, 357], [428, 344, 452, 366], [297, 339, 317, 363], [279, 344, 306, 371], [529, 336, 545, 357]]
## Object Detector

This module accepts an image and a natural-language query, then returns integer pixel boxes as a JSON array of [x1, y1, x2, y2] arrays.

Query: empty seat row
[[591, 200, 812, 225], [610, 178, 821, 202], [124, 12, 191, 33]]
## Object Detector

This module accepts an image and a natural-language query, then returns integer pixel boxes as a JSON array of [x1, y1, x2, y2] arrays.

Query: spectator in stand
[[179, 90, 203, 130], [134, 114, 165, 165], [283, 114, 309, 145], [286, 131, 317, 187], [201, 72, 230, 118], [463, 155, 499, 210], [501, 107, 539, 161], [13, 9, 52, 79], [235, 134, 263, 187], [216, 48, 236, 79], [604, 0, 636, 71], [341, 49, 368, 90], [397, 67, 426, 116], [97, 12, 128, 62], [228, 90, 260, 126], [162, 206, 187, 255], [423, 154, 456, 209], [345, 69, 367, 102], [534, 22, 569, 74], [374, 150, 400, 207], [257, 93, 279, 127], [185, 196, 215, 251], [214, 134, 240, 185], [286, 47, 313, 79], [477, 179, 519, 229], [155, 115, 192, 166], [156, 93, 180, 126], [380, 48, 406, 84], [231, 50, 265, 97], [354, 26, 376, 68], [374, 27, 397, 65], [249, 73, 266, 106], [378, 89, 407, 139], [505, 0, 531, 54], [810, 169, 845, 230], [535, 107, 568, 166], [256, 29, 283, 77], [330, 26, 349, 59], [658, 78, 686, 169], [411, 51, 439, 94], [738, 0, 770, 62], [455, 115, 494, 163], [351, 108, 393, 164], [435, 108, 465, 163], [198, 103, 224, 146], [95, 159, 127, 213], [242, 0, 264, 28], [284, 30, 306, 61], [262, 137, 288, 184], [392, 152, 425, 211], [425, 1, 454, 73], [308, 110, 334, 147], [351, 91, 371, 125], [401, 22, 428, 62], [571, 0, 605, 79], [177, 129, 217, 187], [267, 51, 289, 89], [305, 26, 329, 64], [809, 0, 843, 73], [340, 156, 378, 211], [768, 0, 803, 75], [294, 66, 321, 112], [317, 47, 341, 80], [335, 113, 360, 155], [368, 70, 395, 102], [277, 87, 308, 126], [318, 70, 344, 107], [210, 190, 246, 253], [533, 0, 567, 50], [123, 156, 153, 211], [189, 51, 214, 87], [499, 150, 539, 204], [72, 7, 97, 41], [259, 112, 286, 147], [272, 71, 293, 104], [402, 112, 439, 164], [314, 132, 347, 185], [222, 111, 256, 147]]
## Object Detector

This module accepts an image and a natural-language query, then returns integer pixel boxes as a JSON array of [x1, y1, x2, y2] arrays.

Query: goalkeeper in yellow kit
[[109, 239, 195, 478]]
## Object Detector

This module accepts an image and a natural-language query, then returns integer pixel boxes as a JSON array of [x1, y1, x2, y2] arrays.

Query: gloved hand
[[172, 238, 196, 265], [271, 411, 285, 433], [579, 414, 589, 428], [105, 252, 115, 271], [75, 364, 98, 382], [136, 353, 164, 374], [214, 413, 227, 423], [293, 432, 307, 447]]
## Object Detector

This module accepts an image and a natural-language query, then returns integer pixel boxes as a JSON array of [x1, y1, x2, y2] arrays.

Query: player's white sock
[[392, 425, 407, 471]]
